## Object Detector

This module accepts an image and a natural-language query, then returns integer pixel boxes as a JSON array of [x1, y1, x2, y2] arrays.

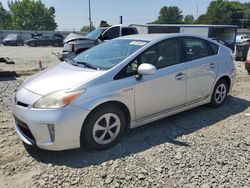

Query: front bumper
[[12, 101, 90, 151]]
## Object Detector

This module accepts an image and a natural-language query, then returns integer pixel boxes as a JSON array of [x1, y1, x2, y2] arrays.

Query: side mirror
[[138, 63, 156, 75]]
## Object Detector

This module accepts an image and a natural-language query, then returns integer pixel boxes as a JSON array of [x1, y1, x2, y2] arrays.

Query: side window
[[114, 38, 181, 80], [102, 26, 120, 40], [135, 38, 180, 70], [208, 41, 219, 55], [183, 37, 210, 61], [122, 28, 136, 36]]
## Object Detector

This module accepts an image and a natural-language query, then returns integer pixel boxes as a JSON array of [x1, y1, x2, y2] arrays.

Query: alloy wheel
[[215, 83, 227, 104], [92, 113, 121, 145]]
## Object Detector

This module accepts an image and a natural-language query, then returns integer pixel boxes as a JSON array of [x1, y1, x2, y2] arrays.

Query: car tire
[[53, 42, 59, 47], [235, 57, 240, 61], [209, 79, 229, 108], [30, 42, 36, 47], [81, 104, 126, 150], [247, 70, 250, 75]]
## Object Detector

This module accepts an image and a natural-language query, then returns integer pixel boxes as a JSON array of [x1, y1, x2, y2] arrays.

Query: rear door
[[182, 37, 219, 104]]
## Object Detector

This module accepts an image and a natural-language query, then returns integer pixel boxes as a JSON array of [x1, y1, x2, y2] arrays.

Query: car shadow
[[25, 96, 250, 168]]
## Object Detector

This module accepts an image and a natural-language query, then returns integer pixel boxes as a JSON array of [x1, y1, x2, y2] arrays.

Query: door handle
[[175, 72, 185, 80], [210, 63, 215, 69]]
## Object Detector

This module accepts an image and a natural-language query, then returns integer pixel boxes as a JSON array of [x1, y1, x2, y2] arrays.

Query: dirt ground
[[0, 46, 250, 188]]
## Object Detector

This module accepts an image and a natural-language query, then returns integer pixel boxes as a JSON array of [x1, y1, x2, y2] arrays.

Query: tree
[[8, 0, 57, 30], [243, 2, 250, 28], [198, 0, 244, 27], [184, 15, 194, 24], [154, 6, 183, 24], [81, 25, 96, 32], [0, 2, 12, 29], [195, 14, 208, 24], [99, 20, 110, 27]]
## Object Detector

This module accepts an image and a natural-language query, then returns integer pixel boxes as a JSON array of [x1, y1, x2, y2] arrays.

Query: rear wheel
[[81, 105, 126, 150], [210, 79, 229, 107]]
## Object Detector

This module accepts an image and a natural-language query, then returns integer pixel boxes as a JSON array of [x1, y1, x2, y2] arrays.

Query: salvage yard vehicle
[[2, 34, 24, 46], [12, 34, 236, 151], [62, 25, 138, 60], [236, 34, 250, 45], [25, 35, 63, 47]]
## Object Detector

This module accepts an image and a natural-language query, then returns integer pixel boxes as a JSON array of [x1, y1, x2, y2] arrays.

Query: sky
[[1, 0, 249, 31]]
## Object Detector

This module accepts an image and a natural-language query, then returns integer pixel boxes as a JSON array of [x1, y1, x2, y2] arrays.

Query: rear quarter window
[[208, 42, 219, 55]]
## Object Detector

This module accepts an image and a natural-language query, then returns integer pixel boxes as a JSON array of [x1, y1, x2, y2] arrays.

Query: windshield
[[72, 39, 148, 70], [86, 28, 106, 39], [6, 35, 17, 39]]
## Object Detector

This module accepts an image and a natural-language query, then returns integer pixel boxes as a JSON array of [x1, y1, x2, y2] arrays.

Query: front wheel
[[81, 105, 126, 150], [209, 79, 229, 108]]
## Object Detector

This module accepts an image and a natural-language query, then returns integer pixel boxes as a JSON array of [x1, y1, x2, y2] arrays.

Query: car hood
[[23, 62, 105, 96], [64, 33, 90, 43]]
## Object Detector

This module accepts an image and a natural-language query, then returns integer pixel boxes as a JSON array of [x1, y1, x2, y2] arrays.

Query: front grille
[[17, 101, 29, 107], [14, 116, 35, 141]]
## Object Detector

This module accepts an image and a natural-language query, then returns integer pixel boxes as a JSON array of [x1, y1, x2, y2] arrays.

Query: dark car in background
[[2, 34, 24, 46], [25, 35, 63, 47]]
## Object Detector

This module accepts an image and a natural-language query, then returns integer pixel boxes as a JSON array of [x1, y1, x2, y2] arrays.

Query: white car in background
[[12, 34, 236, 151], [236, 34, 250, 44]]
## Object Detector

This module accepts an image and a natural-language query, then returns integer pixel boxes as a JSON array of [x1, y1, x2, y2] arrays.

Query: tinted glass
[[72, 39, 148, 69], [122, 28, 136, 36], [183, 37, 210, 61], [208, 42, 219, 55], [103, 26, 120, 40], [86, 28, 105, 39]]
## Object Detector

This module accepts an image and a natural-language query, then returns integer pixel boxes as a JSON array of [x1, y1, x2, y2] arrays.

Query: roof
[[117, 34, 171, 42], [117, 33, 212, 42], [131, 24, 238, 28]]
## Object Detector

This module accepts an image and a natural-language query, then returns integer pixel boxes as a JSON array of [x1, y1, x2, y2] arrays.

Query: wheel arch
[[80, 100, 131, 147], [215, 75, 231, 90]]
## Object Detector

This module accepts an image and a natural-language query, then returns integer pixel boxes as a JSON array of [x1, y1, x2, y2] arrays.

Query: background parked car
[[236, 34, 250, 45], [62, 25, 139, 60], [25, 35, 63, 47], [2, 34, 24, 46]]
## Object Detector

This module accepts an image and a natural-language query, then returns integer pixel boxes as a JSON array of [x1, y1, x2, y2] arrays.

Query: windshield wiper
[[72, 60, 99, 70]]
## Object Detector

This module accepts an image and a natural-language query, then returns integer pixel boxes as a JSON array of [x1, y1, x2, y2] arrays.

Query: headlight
[[34, 89, 85, 109]]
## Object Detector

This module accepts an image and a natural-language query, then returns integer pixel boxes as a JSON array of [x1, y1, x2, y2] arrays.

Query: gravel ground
[[0, 45, 61, 72], [0, 46, 250, 188]]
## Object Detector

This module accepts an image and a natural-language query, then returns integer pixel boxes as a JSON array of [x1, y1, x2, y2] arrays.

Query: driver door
[[133, 38, 187, 120], [101, 25, 121, 41]]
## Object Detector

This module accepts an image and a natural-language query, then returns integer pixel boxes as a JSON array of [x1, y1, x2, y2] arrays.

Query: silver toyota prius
[[12, 34, 236, 151]]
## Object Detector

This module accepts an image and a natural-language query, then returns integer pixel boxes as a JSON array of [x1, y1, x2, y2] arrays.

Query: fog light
[[47, 124, 55, 142]]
